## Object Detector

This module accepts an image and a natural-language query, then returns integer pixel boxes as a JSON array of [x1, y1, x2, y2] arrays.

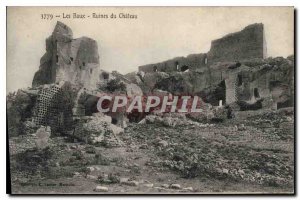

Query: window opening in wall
[[254, 88, 260, 98], [70, 57, 73, 62], [83, 62, 85, 66], [56, 55, 59, 64]]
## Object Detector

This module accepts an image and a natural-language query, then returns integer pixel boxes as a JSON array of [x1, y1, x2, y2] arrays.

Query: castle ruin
[[32, 21, 101, 90], [138, 23, 267, 73], [136, 23, 293, 109], [9, 21, 294, 136]]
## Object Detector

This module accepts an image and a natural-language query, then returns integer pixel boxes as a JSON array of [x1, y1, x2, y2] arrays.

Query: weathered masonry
[[136, 23, 294, 109], [32, 21, 101, 90], [33, 82, 75, 134], [138, 23, 267, 73], [207, 23, 267, 63], [138, 53, 208, 73]]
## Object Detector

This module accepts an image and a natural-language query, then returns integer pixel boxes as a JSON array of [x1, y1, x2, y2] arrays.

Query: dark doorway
[[153, 66, 158, 72], [198, 80, 226, 106]]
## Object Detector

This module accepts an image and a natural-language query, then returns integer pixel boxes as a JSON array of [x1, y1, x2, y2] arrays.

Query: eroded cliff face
[[32, 21, 100, 90]]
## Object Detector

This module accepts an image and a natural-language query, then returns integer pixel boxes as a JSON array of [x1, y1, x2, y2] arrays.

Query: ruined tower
[[207, 23, 267, 63], [32, 21, 101, 89]]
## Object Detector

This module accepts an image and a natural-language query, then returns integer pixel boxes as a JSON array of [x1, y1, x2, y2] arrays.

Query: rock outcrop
[[136, 56, 294, 109]]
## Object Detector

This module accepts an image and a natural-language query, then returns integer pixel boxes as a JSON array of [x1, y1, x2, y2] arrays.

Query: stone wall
[[225, 73, 238, 104], [207, 23, 267, 63], [33, 82, 75, 134], [138, 53, 207, 73], [138, 23, 267, 73], [34, 84, 62, 126]]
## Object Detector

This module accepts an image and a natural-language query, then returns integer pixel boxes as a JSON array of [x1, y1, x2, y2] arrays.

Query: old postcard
[[7, 7, 294, 194]]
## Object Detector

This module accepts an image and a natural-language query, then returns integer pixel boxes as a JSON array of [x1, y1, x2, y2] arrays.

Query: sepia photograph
[[6, 6, 295, 194]]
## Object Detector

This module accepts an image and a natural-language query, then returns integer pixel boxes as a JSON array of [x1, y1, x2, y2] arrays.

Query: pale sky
[[7, 7, 294, 93]]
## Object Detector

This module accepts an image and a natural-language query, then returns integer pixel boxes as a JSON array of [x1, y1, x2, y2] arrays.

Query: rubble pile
[[9, 125, 52, 156], [73, 113, 124, 147], [141, 113, 201, 127], [186, 106, 230, 123], [244, 108, 294, 141], [9, 135, 38, 156], [125, 111, 294, 187], [23, 120, 39, 135]]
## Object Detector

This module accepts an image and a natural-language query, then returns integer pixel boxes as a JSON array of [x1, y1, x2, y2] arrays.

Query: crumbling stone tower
[[32, 21, 101, 90], [31, 21, 101, 134]]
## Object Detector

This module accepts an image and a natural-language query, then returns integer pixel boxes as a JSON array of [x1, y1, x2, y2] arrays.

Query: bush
[[7, 90, 36, 136], [105, 79, 126, 92]]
